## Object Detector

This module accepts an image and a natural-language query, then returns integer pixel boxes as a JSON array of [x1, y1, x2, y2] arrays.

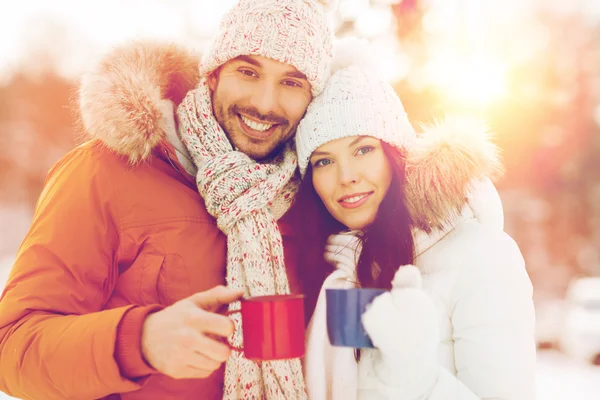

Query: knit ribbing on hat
[[200, 0, 334, 96], [295, 66, 416, 176]]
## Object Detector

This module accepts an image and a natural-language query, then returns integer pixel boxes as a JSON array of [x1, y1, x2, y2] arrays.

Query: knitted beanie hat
[[200, 0, 336, 96], [296, 39, 416, 175]]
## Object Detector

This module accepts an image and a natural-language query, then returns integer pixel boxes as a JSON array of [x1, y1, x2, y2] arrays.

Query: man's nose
[[250, 82, 278, 117]]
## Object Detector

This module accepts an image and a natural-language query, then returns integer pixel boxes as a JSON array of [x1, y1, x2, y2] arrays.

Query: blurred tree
[[0, 0, 599, 284], [0, 72, 76, 206], [385, 0, 600, 289]]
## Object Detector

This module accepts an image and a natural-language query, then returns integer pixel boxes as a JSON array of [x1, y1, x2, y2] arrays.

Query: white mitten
[[361, 265, 440, 399], [324, 231, 363, 277]]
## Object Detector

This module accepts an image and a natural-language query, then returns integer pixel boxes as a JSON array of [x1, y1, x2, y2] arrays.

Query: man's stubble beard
[[211, 95, 297, 161]]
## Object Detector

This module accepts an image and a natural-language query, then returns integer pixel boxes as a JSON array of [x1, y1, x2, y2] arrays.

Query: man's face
[[208, 55, 312, 161]]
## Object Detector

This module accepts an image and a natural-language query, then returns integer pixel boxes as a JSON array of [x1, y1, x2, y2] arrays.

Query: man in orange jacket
[[0, 1, 335, 399]]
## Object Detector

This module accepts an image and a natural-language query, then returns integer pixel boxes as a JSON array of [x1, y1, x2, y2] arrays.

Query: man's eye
[[283, 80, 302, 88], [239, 69, 257, 77]]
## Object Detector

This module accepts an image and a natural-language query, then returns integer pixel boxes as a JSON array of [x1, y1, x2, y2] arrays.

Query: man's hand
[[141, 285, 244, 379]]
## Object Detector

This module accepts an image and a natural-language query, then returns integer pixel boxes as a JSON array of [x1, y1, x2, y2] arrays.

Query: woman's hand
[[361, 265, 440, 399], [324, 231, 363, 275]]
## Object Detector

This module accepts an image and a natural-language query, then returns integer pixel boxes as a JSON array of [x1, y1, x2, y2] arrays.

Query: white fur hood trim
[[405, 117, 504, 233], [78, 41, 201, 164]]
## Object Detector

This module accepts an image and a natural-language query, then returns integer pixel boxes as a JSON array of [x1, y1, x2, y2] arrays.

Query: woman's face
[[310, 136, 393, 230]]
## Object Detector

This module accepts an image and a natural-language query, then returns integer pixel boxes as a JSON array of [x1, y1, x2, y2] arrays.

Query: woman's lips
[[338, 192, 373, 209]]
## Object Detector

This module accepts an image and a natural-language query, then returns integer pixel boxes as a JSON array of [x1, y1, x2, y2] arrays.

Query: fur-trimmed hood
[[406, 118, 504, 233], [78, 41, 201, 164], [78, 42, 504, 234]]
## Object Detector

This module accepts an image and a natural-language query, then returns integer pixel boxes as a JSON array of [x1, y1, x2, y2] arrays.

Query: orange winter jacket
[[0, 43, 303, 400]]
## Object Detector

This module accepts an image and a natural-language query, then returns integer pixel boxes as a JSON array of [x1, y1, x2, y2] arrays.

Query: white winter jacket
[[358, 179, 536, 399], [305, 120, 536, 400]]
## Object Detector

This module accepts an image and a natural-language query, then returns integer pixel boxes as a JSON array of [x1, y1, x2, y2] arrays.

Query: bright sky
[[1, 0, 598, 106], [0, 0, 236, 80]]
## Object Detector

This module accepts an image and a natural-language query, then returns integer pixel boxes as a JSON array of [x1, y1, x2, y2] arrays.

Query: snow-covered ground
[[0, 349, 599, 399], [536, 349, 600, 399]]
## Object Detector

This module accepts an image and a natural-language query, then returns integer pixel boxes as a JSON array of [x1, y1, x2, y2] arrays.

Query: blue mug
[[326, 287, 387, 348]]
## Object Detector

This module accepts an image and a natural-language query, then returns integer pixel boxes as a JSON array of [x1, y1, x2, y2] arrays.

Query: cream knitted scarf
[[177, 79, 307, 399]]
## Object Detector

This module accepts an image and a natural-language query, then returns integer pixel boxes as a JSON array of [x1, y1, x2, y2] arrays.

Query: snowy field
[[536, 349, 600, 399], [0, 349, 598, 399]]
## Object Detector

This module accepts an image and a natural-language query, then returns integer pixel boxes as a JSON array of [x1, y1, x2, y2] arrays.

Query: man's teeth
[[341, 194, 369, 204], [241, 115, 273, 132]]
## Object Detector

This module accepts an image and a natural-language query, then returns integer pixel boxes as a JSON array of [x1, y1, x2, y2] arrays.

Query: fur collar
[[405, 118, 504, 233], [78, 42, 504, 233], [78, 41, 200, 164], [413, 178, 504, 256]]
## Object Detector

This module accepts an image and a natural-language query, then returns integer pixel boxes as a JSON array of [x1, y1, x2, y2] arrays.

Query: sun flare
[[426, 55, 508, 107]]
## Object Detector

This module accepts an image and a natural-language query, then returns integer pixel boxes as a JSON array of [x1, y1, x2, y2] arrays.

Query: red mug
[[228, 294, 305, 361]]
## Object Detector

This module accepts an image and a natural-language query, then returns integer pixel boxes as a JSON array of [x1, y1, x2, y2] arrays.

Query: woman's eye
[[314, 159, 332, 168], [356, 146, 374, 156], [239, 69, 257, 77]]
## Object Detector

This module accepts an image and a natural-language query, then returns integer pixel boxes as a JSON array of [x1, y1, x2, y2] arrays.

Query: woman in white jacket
[[293, 49, 536, 399]]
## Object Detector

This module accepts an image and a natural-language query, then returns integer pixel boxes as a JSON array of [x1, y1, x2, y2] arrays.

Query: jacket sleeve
[[0, 146, 160, 400], [426, 230, 537, 400]]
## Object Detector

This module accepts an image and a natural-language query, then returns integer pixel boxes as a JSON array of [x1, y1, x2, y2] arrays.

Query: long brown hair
[[291, 141, 415, 322]]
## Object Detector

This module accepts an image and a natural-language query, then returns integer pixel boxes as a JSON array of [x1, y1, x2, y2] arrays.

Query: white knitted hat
[[200, 0, 336, 96], [296, 40, 416, 175]]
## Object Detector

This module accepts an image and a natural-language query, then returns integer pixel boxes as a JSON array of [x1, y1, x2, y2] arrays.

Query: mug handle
[[226, 310, 243, 352]]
